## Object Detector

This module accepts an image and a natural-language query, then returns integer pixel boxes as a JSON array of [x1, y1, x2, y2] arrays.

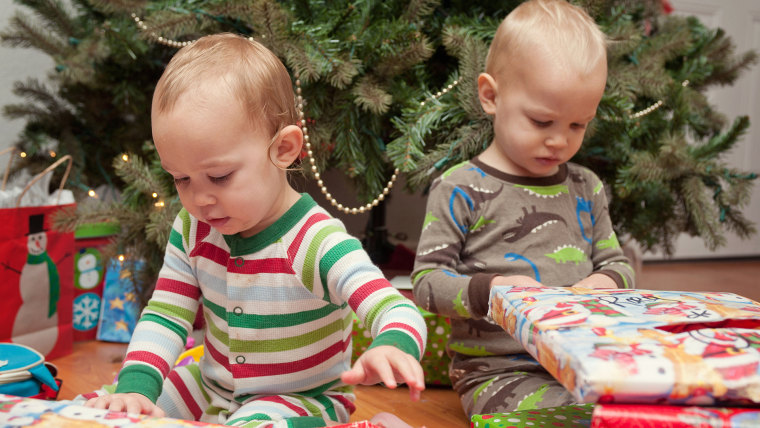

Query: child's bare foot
[[369, 412, 421, 428]]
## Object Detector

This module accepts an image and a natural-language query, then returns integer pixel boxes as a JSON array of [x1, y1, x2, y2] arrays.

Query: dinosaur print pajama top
[[412, 157, 635, 416]]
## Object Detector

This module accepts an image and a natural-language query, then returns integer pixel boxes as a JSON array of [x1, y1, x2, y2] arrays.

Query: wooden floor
[[50, 259, 760, 428]]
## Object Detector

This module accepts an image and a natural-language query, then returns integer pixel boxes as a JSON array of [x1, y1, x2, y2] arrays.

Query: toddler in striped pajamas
[[81, 33, 427, 428]]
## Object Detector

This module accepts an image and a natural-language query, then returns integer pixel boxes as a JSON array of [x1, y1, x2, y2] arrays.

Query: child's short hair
[[153, 33, 298, 138], [485, 0, 607, 78]]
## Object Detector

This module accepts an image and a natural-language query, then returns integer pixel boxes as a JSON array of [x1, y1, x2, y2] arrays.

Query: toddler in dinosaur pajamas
[[411, 0, 635, 418]]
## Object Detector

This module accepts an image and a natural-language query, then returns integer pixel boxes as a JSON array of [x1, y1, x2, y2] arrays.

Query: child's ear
[[477, 72, 498, 115], [269, 124, 303, 168]]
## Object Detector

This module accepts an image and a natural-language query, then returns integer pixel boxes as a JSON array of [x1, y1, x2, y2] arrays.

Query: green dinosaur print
[[545, 245, 587, 265], [516, 383, 550, 410], [442, 161, 469, 179], [453, 289, 470, 317], [593, 180, 603, 195], [412, 269, 434, 284], [514, 184, 569, 198], [422, 211, 440, 231], [596, 232, 621, 250], [470, 215, 495, 232], [448, 342, 494, 356], [472, 377, 497, 407]]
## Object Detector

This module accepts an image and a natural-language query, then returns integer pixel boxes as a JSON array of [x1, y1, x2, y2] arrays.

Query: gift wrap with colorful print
[[0, 394, 381, 427], [488, 286, 760, 406], [0, 393, 228, 427], [471, 404, 594, 428], [352, 308, 451, 385], [590, 404, 760, 428]]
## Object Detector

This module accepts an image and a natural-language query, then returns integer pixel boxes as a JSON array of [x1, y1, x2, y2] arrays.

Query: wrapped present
[[591, 404, 760, 427], [0, 393, 227, 427], [333, 422, 381, 428], [488, 286, 760, 406], [0, 393, 375, 427], [471, 404, 594, 428], [96, 259, 144, 343], [72, 222, 119, 341], [352, 307, 451, 385]]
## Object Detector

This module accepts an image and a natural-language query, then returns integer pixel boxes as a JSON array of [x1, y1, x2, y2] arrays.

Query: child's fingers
[[374, 359, 398, 389], [392, 354, 424, 390], [107, 396, 127, 413], [340, 363, 366, 385]]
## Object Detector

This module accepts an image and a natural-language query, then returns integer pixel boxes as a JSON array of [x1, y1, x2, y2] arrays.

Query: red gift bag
[[0, 154, 75, 359]]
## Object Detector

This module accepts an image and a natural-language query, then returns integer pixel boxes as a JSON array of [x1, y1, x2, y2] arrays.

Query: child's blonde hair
[[485, 0, 607, 79], [152, 33, 298, 138]]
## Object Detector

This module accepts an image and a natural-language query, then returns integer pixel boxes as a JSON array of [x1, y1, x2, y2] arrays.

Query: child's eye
[[571, 123, 588, 130], [209, 173, 231, 184], [531, 119, 552, 128], [174, 177, 189, 186]]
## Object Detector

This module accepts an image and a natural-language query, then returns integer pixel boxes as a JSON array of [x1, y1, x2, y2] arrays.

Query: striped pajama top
[[115, 193, 427, 403]]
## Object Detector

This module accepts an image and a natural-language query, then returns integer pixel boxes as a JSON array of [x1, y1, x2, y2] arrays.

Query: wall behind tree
[[0, 2, 53, 153]]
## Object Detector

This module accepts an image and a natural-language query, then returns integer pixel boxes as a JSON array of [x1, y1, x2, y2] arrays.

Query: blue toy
[[0, 343, 59, 398]]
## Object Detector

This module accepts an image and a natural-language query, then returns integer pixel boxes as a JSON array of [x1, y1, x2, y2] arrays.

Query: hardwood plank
[[53, 341, 126, 401], [349, 385, 467, 427]]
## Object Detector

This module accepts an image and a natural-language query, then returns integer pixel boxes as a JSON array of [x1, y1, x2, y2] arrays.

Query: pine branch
[[352, 76, 392, 115], [681, 175, 724, 250], [373, 36, 434, 78], [0, 11, 67, 56], [14, 0, 78, 38], [88, 0, 149, 14], [690, 116, 750, 160], [402, 0, 440, 23]]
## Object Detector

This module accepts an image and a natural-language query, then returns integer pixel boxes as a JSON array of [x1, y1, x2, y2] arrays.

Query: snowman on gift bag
[[10, 214, 61, 356]]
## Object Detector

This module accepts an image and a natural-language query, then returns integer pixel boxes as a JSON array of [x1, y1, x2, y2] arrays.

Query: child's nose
[[193, 188, 216, 206], [545, 133, 568, 149]]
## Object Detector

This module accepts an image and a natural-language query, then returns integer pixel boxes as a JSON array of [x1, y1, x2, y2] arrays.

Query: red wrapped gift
[[591, 404, 760, 427]]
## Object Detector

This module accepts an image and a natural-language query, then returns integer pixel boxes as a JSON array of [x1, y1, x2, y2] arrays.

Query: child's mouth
[[206, 217, 230, 228], [536, 157, 560, 166]]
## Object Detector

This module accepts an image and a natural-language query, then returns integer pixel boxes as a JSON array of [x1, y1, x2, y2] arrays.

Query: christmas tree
[[2, 0, 757, 302]]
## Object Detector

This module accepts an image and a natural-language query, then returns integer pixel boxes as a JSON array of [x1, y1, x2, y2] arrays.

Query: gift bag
[[0, 153, 76, 359], [96, 259, 144, 343], [72, 222, 120, 341]]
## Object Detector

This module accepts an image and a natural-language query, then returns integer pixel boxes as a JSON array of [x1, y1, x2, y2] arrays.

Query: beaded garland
[[130, 14, 684, 214]]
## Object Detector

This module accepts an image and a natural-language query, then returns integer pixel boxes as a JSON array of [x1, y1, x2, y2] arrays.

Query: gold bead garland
[[628, 80, 690, 120], [128, 15, 688, 213], [420, 80, 460, 106], [295, 75, 399, 214]]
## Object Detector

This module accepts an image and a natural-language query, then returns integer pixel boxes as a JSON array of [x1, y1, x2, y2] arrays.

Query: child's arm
[[412, 174, 496, 320], [85, 211, 200, 408], [586, 172, 636, 289], [341, 345, 425, 401], [85, 393, 165, 417], [313, 217, 427, 399]]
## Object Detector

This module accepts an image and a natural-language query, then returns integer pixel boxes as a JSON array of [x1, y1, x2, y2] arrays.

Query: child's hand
[[572, 273, 618, 289], [490, 275, 544, 289], [341, 345, 425, 401], [84, 393, 165, 417]]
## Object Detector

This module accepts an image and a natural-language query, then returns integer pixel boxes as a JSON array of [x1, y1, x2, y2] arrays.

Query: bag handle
[[16, 154, 73, 208], [0, 146, 16, 191]]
